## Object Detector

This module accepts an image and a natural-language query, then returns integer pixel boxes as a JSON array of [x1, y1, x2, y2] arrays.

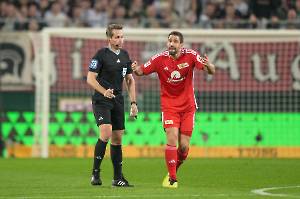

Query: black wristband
[[131, 101, 137, 105]]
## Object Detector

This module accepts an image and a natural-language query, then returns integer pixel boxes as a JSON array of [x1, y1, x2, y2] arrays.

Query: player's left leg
[[177, 110, 195, 171], [177, 134, 191, 171]]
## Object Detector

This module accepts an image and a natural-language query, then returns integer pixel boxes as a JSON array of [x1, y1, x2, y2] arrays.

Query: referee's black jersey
[[88, 47, 133, 100]]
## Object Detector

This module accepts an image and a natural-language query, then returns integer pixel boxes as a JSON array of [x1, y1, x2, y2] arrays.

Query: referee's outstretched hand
[[130, 103, 138, 119], [104, 89, 115, 99]]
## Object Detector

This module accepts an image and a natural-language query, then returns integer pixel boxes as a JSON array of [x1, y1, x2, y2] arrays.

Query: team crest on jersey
[[164, 120, 173, 125], [122, 68, 127, 77], [177, 62, 189, 69], [89, 59, 98, 69]]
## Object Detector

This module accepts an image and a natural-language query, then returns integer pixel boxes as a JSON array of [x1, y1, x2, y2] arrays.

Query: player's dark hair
[[106, 24, 123, 38], [168, 31, 184, 43]]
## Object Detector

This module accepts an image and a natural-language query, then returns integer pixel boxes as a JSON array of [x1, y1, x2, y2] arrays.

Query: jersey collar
[[107, 45, 120, 55]]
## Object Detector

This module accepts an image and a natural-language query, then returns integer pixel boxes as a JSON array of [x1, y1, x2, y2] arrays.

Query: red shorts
[[162, 110, 195, 136]]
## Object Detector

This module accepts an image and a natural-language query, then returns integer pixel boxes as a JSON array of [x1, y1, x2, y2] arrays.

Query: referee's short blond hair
[[106, 24, 123, 38]]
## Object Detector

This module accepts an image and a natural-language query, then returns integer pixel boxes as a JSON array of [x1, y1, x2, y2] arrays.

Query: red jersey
[[141, 48, 205, 112]]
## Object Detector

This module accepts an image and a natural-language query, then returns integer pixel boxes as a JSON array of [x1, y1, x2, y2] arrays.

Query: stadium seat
[[146, 112, 161, 122], [85, 136, 97, 145], [61, 123, 75, 137], [15, 123, 29, 137], [86, 112, 95, 123], [7, 112, 20, 123], [52, 136, 68, 146], [49, 123, 60, 136], [77, 123, 89, 136], [22, 136, 34, 146], [2, 122, 12, 139], [70, 136, 84, 146], [23, 112, 35, 123], [70, 112, 83, 122], [54, 112, 67, 123]]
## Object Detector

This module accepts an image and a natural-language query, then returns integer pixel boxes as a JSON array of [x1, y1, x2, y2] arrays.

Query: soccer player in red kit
[[132, 31, 215, 188]]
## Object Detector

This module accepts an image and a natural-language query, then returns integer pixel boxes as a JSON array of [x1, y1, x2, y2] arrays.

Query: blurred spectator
[[1, 1, 24, 31], [27, 18, 41, 31], [111, 5, 127, 25], [78, 0, 92, 24], [158, 1, 179, 28], [170, 0, 197, 20], [44, 1, 69, 27], [86, 0, 109, 27], [143, 4, 160, 28], [295, 0, 300, 18], [220, 1, 242, 29], [232, 0, 248, 18], [284, 8, 300, 29], [107, 0, 121, 18], [182, 10, 197, 28], [25, 2, 45, 30], [0, 1, 8, 29], [56, 0, 69, 14], [127, 0, 144, 19], [0, 0, 299, 30], [199, 1, 219, 28], [39, 0, 50, 17], [68, 5, 85, 27], [267, 15, 281, 29], [249, 0, 281, 28]]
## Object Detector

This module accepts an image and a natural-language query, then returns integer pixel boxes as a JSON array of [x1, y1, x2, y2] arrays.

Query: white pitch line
[[252, 185, 300, 198], [0, 193, 251, 199]]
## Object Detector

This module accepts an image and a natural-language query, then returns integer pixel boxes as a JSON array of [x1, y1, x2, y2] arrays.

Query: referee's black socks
[[110, 144, 122, 180], [93, 139, 107, 173]]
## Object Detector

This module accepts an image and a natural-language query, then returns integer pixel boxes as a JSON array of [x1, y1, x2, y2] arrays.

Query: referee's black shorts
[[92, 95, 125, 131]]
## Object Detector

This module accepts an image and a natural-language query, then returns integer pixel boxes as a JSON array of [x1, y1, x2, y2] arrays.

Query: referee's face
[[109, 29, 124, 50]]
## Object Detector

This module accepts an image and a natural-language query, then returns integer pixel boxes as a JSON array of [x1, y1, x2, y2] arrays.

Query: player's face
[[109, 29, 124, 50], [167, 35, 182, 56]]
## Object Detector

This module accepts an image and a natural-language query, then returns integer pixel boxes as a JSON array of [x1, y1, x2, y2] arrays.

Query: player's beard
[[168, 48, 177, 56]]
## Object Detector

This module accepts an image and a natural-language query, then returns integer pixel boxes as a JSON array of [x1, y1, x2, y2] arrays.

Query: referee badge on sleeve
[[89, 59, 98, 69]]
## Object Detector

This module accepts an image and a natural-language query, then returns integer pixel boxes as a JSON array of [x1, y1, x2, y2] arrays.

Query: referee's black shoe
[[112, 174, 133, 187], [91, 170, 102, 186]]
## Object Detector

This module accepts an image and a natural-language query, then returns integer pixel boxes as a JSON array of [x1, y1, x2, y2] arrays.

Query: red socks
[[176, 148, 189, 171], [165, 145, 177, 180]]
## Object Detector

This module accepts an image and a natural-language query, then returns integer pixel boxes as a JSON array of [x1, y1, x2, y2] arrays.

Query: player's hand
[[103, 89, 115, 99], [131, 61, 138, 72], [130, 103, 138, 119], [202, 54, 210, 68], [202, 54, 215, 74]]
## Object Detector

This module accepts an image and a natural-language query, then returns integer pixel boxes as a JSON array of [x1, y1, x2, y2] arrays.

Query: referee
[[87, 24, 138, 187]]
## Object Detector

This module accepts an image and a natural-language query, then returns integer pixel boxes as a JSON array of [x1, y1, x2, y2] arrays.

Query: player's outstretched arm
[[125, 74, 138, 118], [203, 55, 216, 75], [131, 61, 144, 76]]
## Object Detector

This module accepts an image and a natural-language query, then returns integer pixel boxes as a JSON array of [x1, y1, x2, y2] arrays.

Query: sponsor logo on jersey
[[164, 120, 173, 124], [164, 66, 169, 71], [98, 116, 103, 121], [117, 59, 120, 63], [177, 62, 189, 69], [89, 59, 98, 69], [167, 70, 185, 83], [122, 68, 127, 77]]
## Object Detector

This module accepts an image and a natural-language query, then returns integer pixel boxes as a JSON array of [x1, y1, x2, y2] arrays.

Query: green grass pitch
[[0, 158, 300, 199]]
